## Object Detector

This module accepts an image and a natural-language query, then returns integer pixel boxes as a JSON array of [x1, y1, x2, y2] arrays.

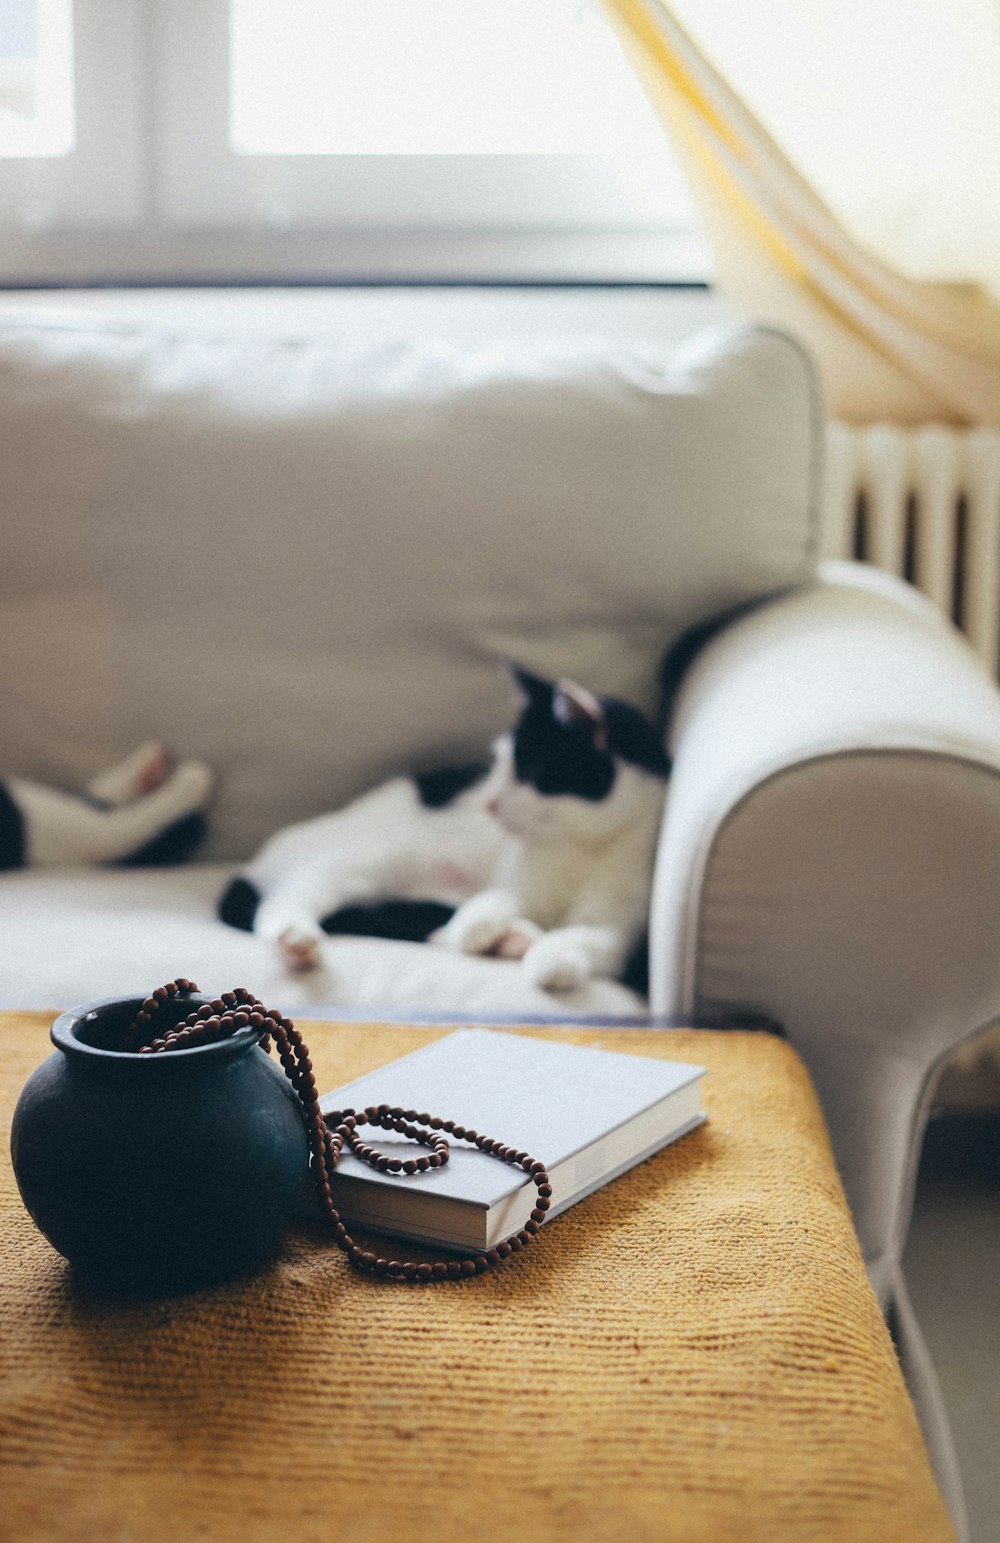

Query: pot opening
[[53, 994, 260, 1064], [74, 996, 199, 1052]]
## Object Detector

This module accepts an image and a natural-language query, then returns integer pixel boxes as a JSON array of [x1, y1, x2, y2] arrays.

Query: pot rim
[[51, 995, 263, 1068]]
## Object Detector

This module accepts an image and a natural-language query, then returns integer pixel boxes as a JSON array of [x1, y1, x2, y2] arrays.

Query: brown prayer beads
[[123, 981, 551, 1282]]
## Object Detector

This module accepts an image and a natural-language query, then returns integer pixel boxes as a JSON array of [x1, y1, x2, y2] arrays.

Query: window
[[0, 0, 707, 284], [0, 0, 74, 157]]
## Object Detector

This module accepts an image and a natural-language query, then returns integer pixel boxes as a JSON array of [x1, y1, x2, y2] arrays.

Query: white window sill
[[0, 226, 711, 290]]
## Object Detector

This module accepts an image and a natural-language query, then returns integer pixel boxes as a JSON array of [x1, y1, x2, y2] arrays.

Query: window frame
[[0, 0, 146, 230], [0, 0, 710, 286]]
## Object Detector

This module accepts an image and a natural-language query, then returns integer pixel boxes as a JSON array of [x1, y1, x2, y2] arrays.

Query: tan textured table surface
[[1, 1013, 954, 1543]]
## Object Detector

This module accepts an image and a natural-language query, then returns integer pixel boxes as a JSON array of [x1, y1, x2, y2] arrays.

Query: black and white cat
[[0, 744, 212, 870], [218, 668, 670, 994]]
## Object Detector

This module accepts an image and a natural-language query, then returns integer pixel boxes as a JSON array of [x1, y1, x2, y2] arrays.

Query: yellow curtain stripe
[[600, 0, 1000, 425]]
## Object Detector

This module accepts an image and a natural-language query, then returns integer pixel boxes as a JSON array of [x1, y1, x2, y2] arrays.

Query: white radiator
[[823, 423, 1000, 674]]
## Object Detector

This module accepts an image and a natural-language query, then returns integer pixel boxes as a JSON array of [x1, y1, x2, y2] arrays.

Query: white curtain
[[600, 0, 1000, 426]]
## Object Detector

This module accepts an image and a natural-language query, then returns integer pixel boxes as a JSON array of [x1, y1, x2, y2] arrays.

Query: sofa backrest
[[0, 314, 822, 859]]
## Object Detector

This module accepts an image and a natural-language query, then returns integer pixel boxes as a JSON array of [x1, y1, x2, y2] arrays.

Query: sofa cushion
[[0, 865, 645, 1018], [0, 315, 821, 859]]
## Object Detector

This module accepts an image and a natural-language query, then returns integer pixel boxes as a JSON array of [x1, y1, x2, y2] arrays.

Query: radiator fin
[[824, 424, 1000, 675]]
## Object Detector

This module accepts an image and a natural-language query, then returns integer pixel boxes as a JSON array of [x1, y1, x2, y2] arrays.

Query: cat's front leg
[[264, 919, 327, 973], [431, 888, 540, 959], [522, 925, 625, 993], [254, 865, 379, 973], [254, 895, 331, 973]]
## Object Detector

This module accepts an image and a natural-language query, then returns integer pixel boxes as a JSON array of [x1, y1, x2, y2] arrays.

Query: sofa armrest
[[652, 558, 1000, 1293], [651, 559, 999, 1539]]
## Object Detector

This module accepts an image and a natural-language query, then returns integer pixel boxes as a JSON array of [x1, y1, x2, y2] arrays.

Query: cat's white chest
[[514, 841, 595, 929]]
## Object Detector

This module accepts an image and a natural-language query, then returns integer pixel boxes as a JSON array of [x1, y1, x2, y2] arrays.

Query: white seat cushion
[[0, 866, 645, 1018]]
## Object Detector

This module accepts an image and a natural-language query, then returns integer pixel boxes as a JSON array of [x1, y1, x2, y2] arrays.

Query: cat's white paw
[[276, 924, 325, 973], [523, 934, 592, 993], [492, 919, 544, 960], [88, 741, 173, 805], [431, 890, 520, 956], [166, 761, 213, 812], [135, 743, 173, 797]]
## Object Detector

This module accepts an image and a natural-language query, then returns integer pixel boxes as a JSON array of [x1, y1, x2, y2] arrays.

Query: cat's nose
[[484, 797, 501, 818]]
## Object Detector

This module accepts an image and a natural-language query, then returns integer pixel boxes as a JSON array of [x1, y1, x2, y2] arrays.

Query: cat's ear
[[508, 664, 554, 705], [554, 678, 609, 751]]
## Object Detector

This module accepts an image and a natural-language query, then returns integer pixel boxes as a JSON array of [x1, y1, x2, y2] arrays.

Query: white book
[[318, 1028, 706, 1253]]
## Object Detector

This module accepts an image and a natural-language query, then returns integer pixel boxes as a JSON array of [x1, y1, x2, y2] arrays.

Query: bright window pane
[[0, 0, 74, 157], [230, 0, 679, 160]]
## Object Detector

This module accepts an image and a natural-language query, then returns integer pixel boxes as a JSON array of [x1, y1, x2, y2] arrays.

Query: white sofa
[[0, 303, 820, 1014], [3, 292, 999, 1537]]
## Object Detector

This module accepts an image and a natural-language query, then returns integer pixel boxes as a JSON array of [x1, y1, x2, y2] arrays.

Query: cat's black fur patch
[[218, 876, 261, 931], [116, 812, 208, 868], [512, 675, 669, 801], [0, 784, 26, 871], [514, 703, 614, 799], [319, 899, 455, 943], [217, 881, 454, 945], [413, 762, 490, 809]]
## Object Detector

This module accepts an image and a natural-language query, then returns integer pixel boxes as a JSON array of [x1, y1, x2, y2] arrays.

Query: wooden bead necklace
[[123, 979, 551, 1283]]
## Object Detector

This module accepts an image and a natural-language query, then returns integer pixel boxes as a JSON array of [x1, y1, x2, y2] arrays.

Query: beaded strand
[[124, 981, 552, 1282]]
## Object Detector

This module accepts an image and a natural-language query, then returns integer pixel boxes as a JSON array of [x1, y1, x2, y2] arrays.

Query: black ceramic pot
[[10, 994, 311, 1293]]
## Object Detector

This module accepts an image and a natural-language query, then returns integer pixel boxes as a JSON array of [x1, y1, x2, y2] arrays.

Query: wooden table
[[1, 1013, 955, 1542]]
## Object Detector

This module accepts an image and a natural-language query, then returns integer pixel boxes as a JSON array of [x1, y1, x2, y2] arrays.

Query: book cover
[[318, 1028, 706, 1251]]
